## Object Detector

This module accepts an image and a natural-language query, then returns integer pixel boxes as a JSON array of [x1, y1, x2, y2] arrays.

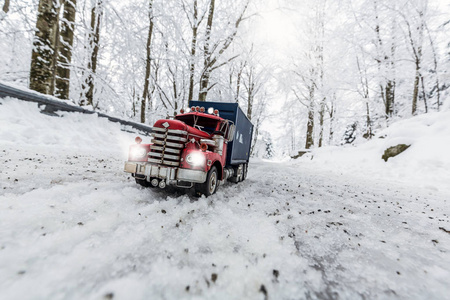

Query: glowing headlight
[[186, 152, 205, 167], [131, 147, 147, 159]]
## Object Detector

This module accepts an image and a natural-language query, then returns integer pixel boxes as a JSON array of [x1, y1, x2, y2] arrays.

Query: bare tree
[[399, 2, 427, 115], [305, 82, 315, 149], [291, 65, 317, 150], [234, 61, 246, 102], [356, 55, 373, 139], [424, 22, 440, 111], [327, 97, 335, 144], [141, 0, 154, 123], [198, 0, 250, 101], [198, 0, 214, 101], [183, 0, 206, 102], [373, 0, 397, 119], [80, 0, 103, 107], [292, 0, 326, 150]]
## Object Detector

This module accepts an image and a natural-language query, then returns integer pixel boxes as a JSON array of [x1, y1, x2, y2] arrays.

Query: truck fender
[[211, 161, 223, 180]]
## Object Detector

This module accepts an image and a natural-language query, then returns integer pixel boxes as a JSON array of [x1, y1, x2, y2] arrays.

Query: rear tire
[[242, 163, 248, 181], [196, 166, 218, 197]]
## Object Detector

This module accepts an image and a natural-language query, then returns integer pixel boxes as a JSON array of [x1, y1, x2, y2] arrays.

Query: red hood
[[153, 119, 210, 139]]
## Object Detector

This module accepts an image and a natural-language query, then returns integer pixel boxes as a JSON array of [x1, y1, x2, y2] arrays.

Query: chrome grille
[[149, 127, 187, 167]]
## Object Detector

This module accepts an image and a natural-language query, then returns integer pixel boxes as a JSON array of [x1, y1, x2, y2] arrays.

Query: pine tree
[[263, 133, 274, 159], [341, 122, 358, 145]]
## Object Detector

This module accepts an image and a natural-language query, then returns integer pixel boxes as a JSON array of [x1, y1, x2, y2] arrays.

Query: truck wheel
[[196, 166, 218, 197], [242, 163, 248, 181]]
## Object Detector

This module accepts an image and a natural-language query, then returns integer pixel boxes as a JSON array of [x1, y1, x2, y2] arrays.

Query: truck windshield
[[176, 114, 219, 133]]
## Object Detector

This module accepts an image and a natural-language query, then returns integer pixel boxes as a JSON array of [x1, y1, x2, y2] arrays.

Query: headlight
[[130, 147, 147, 159], [186, 152, 205, 167]]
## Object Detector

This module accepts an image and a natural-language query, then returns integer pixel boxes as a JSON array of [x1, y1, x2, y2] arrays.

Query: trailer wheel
[[242, 163, 248, 181], [196, 166, 218, 197]]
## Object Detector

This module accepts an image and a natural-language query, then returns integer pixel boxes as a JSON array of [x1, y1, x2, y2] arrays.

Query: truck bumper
[[124, 162, 206, 185]]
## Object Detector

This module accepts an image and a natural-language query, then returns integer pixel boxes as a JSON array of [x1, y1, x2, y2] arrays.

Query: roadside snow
[[1, 97, 449, 299], [299, 110, 450, 192]]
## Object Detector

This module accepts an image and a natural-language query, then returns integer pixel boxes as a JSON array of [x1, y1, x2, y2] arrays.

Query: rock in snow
[[382, 144, 411, 162]]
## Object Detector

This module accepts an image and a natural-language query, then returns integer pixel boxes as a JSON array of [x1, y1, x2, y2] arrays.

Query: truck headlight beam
[[186, 152, 205, 167], [131, 147, 147, 159]]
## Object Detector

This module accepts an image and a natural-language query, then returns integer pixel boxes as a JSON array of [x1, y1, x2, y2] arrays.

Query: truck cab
[[124, 102, 253, 196]]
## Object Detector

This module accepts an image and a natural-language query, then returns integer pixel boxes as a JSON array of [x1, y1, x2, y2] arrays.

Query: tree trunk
[[318, 99, 325, 147], [305, 86, 315, 149], [55, 0, 77, 100], [425, 24, 440, 111], [29, 0, 61, 95], [384, 22, 396, 118], [365, 102, 373, 139], [235, 62, 245, 103], [401, 7, 425, 116], [249, 115, 261, 156], [132, 86, 136, 117], [387, 20, 396, 118], [385, 79, 395, 117], [245, 66, 255, 121], [374, 0, 396, 119], [247, 83, 253, 121], [198, 0, 214, 102], [82, 0, 102, 107], [420, 75, 428, 113], [188, 0, 198, 102], [412, 62, 420, 115], [198, 0, 249, 101], [328, 101, 334, 144], [50, 12, 61, 95], [141, 0, 154, 123]]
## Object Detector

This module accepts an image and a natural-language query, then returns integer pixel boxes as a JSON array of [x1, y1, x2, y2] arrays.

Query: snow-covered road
[[1, 98, 449, 299]]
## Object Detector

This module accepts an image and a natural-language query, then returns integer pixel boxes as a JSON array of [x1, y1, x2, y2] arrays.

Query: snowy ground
[[1, 97, 449, 300]]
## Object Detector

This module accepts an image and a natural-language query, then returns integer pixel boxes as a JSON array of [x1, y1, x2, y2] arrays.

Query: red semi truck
[[124, 101, 253, 196]]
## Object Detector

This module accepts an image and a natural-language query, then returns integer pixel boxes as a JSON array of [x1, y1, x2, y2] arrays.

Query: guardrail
[[0, 82, 153, 135]]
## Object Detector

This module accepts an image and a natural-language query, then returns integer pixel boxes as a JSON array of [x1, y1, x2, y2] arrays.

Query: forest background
[[1, 0, 449, 158]]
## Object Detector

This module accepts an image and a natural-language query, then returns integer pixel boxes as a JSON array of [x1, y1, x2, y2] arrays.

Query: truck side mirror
[[227, 124, 236, 141]]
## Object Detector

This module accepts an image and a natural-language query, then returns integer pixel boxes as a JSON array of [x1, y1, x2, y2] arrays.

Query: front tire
[[196, 166, 218, 197]]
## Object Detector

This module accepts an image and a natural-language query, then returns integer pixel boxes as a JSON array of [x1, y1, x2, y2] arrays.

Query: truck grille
[[149, 127, 187, 167]]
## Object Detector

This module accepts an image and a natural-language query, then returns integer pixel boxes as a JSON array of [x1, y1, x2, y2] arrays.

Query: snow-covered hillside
[[298, 110, 450, 193], [1, 97, 449, 299]]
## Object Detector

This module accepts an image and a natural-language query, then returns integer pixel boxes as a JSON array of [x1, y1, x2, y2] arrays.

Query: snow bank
[[0, 97, 135, 157], [297, 110, 450, 192]]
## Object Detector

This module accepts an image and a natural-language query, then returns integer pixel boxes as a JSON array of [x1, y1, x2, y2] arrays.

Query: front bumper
[[124, 162, 206, 185]]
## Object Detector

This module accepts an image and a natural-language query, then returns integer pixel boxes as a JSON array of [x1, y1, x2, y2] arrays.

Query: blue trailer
[[190, 101, 254, 182]]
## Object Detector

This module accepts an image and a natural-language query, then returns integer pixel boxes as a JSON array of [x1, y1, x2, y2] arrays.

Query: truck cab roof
[[175, 112, 224, 134]]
